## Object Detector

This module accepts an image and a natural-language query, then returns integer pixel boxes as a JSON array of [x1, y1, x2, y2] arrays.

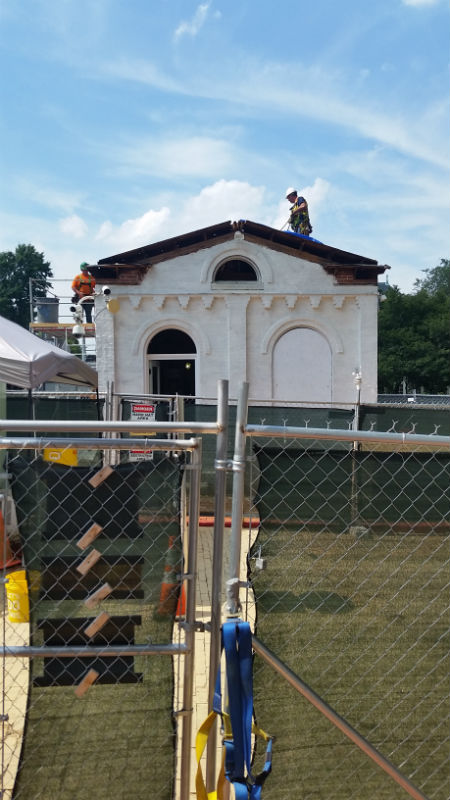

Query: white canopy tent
[[0, 316, 97, 389]]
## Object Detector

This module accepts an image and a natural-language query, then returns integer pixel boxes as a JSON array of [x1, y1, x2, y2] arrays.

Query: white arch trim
[[261, 316, 344, 355], [200, 245, 273, 285], [131, 317, 211, 356]]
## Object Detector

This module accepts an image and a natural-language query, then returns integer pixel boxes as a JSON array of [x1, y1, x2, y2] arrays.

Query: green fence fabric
[[183, 405, 355, 510], [360, 404, 450, 436], [7, 395, 103, 424], [8, 455, 183, 800], [355, 451, 450, 528], [253, 447, 450, 531], [250, 443, 449, 799]]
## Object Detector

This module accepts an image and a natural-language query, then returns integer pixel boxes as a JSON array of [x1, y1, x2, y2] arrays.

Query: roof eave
[[90, 219, 390, 286]]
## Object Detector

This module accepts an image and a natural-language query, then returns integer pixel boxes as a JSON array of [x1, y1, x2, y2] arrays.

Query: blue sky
[[1, 0, 448, 296]]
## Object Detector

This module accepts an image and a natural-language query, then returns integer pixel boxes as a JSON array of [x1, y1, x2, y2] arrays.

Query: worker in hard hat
[[71, 262, 96, 323], [285, 188, 313, 236]]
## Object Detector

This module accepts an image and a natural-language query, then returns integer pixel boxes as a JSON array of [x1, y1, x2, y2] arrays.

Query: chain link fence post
[[206, 379, 229, 790], [179, 437, 202, 800], [227, 382, 249, 616]]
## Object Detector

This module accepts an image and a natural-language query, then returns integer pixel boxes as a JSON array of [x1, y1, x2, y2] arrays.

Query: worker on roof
[[71, 262, 96, 323], [285, 187, 313, 236]]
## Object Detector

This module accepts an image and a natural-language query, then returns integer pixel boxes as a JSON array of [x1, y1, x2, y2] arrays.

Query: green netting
[[7, 396, 104, 425], [253, 447, 450, 530], [360, 404, 450, 436], [8, 455, 183, 800], [355, 451, 450, 527], [250, 440, 449, 799]]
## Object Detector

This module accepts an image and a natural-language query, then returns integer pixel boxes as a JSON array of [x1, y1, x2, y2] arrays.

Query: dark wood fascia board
[[89, 264, 147, 284], [322, 263, 389, 285], [238, 219, 380, 267], [92, 218, 389, 285], [97, 221, 233, 266], [135, 232, 235, 267], [242, 232, 322, 264], [91, 233, 236, 284], [243, 233, 385, 284]]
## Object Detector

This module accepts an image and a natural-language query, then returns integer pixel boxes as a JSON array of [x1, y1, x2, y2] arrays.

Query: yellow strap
[[195, 712, 271, 799], [195, 711, 226, 800], [252, 722, 272, 742]]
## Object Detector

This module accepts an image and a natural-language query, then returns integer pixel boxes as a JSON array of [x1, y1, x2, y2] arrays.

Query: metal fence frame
[[224, 382, 449, 800], [1, 380, 449, 799], [0, 399, 229, 800]]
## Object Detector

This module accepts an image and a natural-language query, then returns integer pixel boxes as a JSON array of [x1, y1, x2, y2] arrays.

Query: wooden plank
[[74, 668, 99, 698], [84, 582, 112, 609], [76, 549, 101, 576], [77, 522, 103, 550], [84, 612, 110, 638], [88, 465, 114, 488]]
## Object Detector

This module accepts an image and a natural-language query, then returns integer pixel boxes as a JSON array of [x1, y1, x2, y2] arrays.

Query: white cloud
[[15, 177, 84, 214], [103, 56, 448, 170], [401, 0, 440, 6], [91, 178, 333, 257], [174, 3, 211, 41], [112, 135, 235, 179], [95, 207, 171, 250], [102, 58, 182, 94], [92, 181, 268, 254], [179, 179, 266, 231], [59, 214, 88, 239]]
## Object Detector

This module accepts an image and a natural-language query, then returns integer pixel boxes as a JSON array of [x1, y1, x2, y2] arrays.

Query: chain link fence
[[244, 428, 449, 800], [1, 431, 200, 800], [1, 392, 449, 800]]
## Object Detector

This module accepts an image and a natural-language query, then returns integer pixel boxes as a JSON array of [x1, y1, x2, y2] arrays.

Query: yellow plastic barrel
[[6, 569, 30, 623]]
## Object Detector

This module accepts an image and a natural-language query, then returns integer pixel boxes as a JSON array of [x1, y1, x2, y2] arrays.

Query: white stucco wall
[[94, 235, 379, 404]]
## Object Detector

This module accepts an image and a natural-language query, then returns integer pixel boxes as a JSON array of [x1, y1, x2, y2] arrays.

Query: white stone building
[[90, 220, 388, 404]]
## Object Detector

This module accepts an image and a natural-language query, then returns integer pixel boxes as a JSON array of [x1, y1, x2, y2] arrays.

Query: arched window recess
[[213, 258, 259, 283]]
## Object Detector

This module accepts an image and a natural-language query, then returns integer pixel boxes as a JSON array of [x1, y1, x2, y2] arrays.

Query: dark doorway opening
[[154, 360, 195, 396], [148, 329, 196, 397]]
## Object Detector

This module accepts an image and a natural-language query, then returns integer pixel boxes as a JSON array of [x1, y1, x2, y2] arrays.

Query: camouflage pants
[[290, 213, 312, 236]]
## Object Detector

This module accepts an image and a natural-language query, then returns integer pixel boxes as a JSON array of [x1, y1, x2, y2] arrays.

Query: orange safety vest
[[72, 273, 96, 296]]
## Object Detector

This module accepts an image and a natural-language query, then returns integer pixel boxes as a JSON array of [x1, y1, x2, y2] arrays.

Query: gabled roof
[[91, 219, 389, 286]]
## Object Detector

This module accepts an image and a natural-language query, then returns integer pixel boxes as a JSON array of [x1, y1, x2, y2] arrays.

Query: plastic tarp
[[0, 316, 97, 388]]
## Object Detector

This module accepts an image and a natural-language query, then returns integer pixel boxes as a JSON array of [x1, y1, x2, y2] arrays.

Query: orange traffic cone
[[157, 534, 182, 616], [175, 583, 186, 619], [0, 510, 21, 570]]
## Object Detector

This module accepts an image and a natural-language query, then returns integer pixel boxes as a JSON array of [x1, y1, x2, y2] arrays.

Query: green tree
[[0, 244, 53, 328], [414, 258, 449, 294], [378, 260, 450, 394]]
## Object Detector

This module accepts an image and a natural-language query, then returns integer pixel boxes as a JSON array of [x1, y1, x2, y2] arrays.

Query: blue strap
[[215, 620, 273, 799], [223, 621, 251, 779]]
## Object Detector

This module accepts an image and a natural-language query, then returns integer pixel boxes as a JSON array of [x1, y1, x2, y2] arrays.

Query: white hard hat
[[285, 187, 296, 198]]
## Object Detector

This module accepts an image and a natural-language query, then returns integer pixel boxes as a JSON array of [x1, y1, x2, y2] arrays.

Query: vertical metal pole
[[28, 278, 34, 325], [352, 373, 362, 452], [350, 373, 362, 530], [103, 381, 113, 465], [206, 380, 229, 790], [110, 388, 120, 465], [179, 438, 202, 800], [227, 382, 249, 615]]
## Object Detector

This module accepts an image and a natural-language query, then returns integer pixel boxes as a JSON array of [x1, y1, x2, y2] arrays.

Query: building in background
[[90, 220, 388, 404]]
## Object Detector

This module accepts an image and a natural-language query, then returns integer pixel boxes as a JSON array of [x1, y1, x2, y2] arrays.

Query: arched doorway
[[147, 329, 196, 396], [273, 327, 332, 402]]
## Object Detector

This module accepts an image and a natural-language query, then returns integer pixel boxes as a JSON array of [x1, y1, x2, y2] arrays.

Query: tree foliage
[[378, 260, 449, 394], [0, 244, 53, 328]]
